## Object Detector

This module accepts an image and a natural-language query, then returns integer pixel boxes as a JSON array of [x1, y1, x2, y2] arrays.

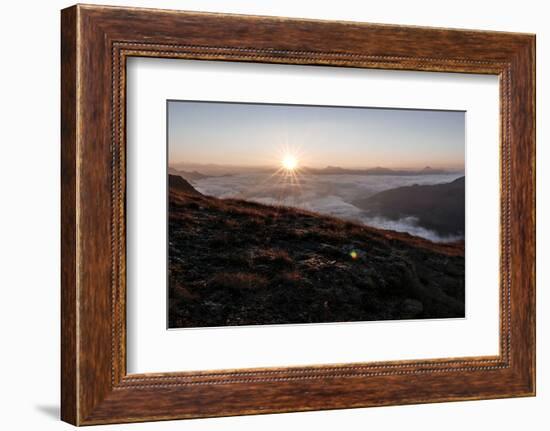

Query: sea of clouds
[[192, 173, 464, 243]]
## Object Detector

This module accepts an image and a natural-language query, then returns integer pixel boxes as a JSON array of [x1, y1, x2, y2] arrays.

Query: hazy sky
[[168, 100, 465, 170]]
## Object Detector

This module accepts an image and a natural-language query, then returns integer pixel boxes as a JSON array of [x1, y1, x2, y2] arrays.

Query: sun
[[281, 154, 298, 171]]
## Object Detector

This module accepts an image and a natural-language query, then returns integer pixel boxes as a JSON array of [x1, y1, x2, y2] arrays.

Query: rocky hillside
[[168, 174, 203, 196], [168, 176, 465, 328], [354, 176, 465, 237]]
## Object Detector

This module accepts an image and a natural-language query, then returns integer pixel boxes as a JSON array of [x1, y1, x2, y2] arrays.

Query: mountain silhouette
[[354, 176, 465, 237], [168, 174, 203, 196]]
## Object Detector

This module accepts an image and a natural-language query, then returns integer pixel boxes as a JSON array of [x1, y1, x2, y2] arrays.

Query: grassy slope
[[168, 186, 465, 328]]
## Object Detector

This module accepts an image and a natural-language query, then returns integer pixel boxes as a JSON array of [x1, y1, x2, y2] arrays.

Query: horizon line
[[169, 162, 466, 170]]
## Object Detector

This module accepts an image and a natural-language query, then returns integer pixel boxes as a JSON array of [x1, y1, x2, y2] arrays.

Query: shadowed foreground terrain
[[168, 175, 465, 328]]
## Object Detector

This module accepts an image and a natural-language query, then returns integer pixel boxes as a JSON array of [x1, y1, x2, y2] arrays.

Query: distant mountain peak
[[304, 166, 449, 176], [353, 176, 465, 237]]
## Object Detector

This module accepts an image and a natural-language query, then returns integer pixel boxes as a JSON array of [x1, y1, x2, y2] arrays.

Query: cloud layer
[[192, 173, 464, 243]]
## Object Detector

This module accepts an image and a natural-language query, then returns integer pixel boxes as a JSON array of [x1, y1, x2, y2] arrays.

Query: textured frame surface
[[61, 4, 535, 425]]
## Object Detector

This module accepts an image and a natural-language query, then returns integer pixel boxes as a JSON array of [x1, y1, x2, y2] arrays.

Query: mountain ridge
[[354, 176, 465, 237], [168, 174, 203, 196], [302, 166, 453, 176], [169, 163, 460, 177]]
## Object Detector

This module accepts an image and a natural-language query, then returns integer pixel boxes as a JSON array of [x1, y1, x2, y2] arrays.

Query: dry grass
[[277, 271, 303, 284], [208, 272, 268, 290], [222, 218, 240, 229], [253, 248, 293, 268], [169, 187, 466, 328]]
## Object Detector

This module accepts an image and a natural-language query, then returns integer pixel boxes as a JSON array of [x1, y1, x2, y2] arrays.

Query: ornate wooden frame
[[61, 4, 535, 425]]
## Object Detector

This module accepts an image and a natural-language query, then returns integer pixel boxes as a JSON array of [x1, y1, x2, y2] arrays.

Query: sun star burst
[[282, 154, 298, 171]]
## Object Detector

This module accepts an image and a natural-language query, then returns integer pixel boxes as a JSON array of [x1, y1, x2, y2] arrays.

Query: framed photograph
[[61, 4, 536, 425], [166, 100, 467, 330]]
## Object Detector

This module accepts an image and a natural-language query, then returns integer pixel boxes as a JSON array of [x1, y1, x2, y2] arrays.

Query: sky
[[168, 100, 465, 170]]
